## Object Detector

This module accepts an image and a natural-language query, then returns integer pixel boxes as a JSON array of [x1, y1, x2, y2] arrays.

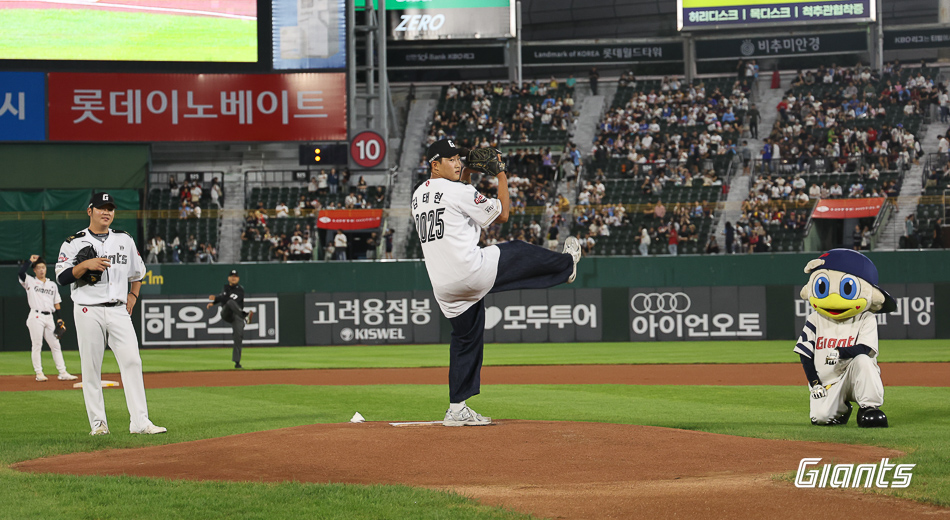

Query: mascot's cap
[[812, 249, 897, 313]]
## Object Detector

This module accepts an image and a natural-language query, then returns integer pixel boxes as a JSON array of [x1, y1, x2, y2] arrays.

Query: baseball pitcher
[[412, 139, 581, 426]]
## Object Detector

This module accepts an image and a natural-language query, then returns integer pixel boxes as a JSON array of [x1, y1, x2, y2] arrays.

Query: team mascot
[[794, 249, 897, 428]]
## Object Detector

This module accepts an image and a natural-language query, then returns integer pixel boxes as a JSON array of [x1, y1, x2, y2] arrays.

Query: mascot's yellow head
[[800, 248, 897, 321]]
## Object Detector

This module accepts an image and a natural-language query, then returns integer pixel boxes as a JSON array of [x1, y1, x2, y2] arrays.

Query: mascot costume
[[794, 249, 896, 427]]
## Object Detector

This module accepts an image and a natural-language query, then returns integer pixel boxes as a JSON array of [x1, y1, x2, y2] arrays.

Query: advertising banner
[[141, 296, 279, 347], [483, 289, 602, 343], [811, 197, 886, 219], [47, 73, 346, 142], [316, 209, 383, 230], [628, 287, 767, 341], [387, 2, 514, 41], [388, 46, 507, 68], [0, 72, 46, 142], [884, 27, 950, 51], [522, 43, 683, 66], [696, 31, 867, 60], [305, 291, 440, 345], [792, 284, 935, 340], [679, 0, 874, 31]]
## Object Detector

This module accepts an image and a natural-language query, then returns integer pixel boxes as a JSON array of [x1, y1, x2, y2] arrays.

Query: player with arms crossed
[[56, 192, 166, 436], [19, 254, 77, 382], [412, 139, 581, 426], [794, 249, 895, 428]]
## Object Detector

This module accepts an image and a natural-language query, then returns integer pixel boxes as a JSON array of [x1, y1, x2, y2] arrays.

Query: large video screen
[[0, 0, 258, 62], [273, 0, 346, 70], [678, 0, 875, 31]]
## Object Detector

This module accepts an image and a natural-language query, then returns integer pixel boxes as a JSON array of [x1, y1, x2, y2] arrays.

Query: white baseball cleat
[[132, 424, 167, 435], [90, 421, 110, 436], [443, 406, 492, 427], [35, 373, 48, 382], [58, 373, 78, 381], [563, 236, 582, 283]]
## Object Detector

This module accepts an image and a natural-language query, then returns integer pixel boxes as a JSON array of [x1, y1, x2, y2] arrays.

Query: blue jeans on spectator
[[669, 244, 678, 256], [639, 243, 649, 256]]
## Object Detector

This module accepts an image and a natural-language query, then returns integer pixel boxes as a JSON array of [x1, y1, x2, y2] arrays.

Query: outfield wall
[[2, 251, 948, 350]]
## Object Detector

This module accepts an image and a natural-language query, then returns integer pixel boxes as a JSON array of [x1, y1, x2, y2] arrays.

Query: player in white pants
[[56, 192, 166, 436], [18, 255, 77, 382], [794, 249, 895, 428]]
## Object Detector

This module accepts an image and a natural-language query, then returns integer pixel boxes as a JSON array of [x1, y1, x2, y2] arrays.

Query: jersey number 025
[[416, 208, 445, 243]]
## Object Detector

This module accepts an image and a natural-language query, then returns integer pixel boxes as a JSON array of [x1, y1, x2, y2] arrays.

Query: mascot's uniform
[[793, 249, 896, 428]]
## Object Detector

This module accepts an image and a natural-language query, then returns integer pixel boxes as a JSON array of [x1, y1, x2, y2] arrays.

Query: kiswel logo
[[794, 458, 915, 489]]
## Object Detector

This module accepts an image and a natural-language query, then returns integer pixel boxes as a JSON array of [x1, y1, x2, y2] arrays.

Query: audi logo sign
[[629, 287, 767, 342], [630, 292, 692, 314]]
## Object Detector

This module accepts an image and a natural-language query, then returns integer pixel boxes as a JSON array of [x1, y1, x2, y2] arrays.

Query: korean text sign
[[0, 72, 46, 142], [47, 72, 346, 142]]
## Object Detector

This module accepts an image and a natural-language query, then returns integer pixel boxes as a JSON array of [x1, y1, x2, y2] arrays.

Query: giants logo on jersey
[[107, 253, 129, 265], [816, 335, 856, 350], [474, 193, 488, 204], [33, 285, 56, 297]]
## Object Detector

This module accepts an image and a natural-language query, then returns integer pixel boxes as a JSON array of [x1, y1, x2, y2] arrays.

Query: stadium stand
[[145, 174, 222, 263], [575, 75, 748, 255]]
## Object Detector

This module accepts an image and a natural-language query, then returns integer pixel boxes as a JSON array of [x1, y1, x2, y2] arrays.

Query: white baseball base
[[72, 380, 120, 389]]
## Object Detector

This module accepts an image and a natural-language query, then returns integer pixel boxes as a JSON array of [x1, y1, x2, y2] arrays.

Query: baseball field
[[1, 340, 949, 519], [0, 1, 256, 62]]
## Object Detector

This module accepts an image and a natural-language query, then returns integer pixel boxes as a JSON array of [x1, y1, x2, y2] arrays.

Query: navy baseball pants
[[221, 300, 246, 364], [448, 240, 574, 403]]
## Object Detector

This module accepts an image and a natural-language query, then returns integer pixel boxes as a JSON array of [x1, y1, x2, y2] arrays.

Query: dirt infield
[[3, 362, 950, 392], [13, 420, 950, 519]]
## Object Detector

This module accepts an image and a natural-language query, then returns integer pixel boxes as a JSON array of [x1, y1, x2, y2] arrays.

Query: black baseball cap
[[426, 139, 468, 163], [89, 192, 117, 209], [229, 269, 239, 276]]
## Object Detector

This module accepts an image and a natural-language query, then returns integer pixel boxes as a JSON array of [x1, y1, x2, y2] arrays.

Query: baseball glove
[[74, 245, 103, 285], [54, 320, 67, 340], [466, 147, 507, 176]]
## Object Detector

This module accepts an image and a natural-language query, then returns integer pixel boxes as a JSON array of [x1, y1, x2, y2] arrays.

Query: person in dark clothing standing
[[747, 104, 760, 139], [589, 67, 599, 96], [724, 221, 735, 254], [206, 269, 254, 369]]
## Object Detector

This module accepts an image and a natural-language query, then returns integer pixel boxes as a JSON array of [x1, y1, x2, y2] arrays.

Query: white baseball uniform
[[56, 228, 158, 433], [19, 268, 68, 376], [794, 312, 884, 424], [411, 177, 502, 318]]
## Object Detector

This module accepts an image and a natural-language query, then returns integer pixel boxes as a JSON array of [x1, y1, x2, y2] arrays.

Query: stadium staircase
[[716, 75, 787, 239], [393, 93, 439, 258], [558, 86, 608, 246], [875, 124, 936, 250], [218, 172, 247, 263]]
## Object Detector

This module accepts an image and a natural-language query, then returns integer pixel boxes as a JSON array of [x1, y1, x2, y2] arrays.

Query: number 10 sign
[[350, 130, 387, 169]]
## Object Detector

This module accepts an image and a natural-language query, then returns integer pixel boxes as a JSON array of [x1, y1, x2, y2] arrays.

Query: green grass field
[[0, 10, 256, 62], [3, 340, 949, 375], [1, 341, 948, 519]]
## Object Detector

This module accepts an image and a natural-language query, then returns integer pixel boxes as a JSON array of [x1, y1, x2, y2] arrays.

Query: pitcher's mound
[[13, 420, 947, 519]]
